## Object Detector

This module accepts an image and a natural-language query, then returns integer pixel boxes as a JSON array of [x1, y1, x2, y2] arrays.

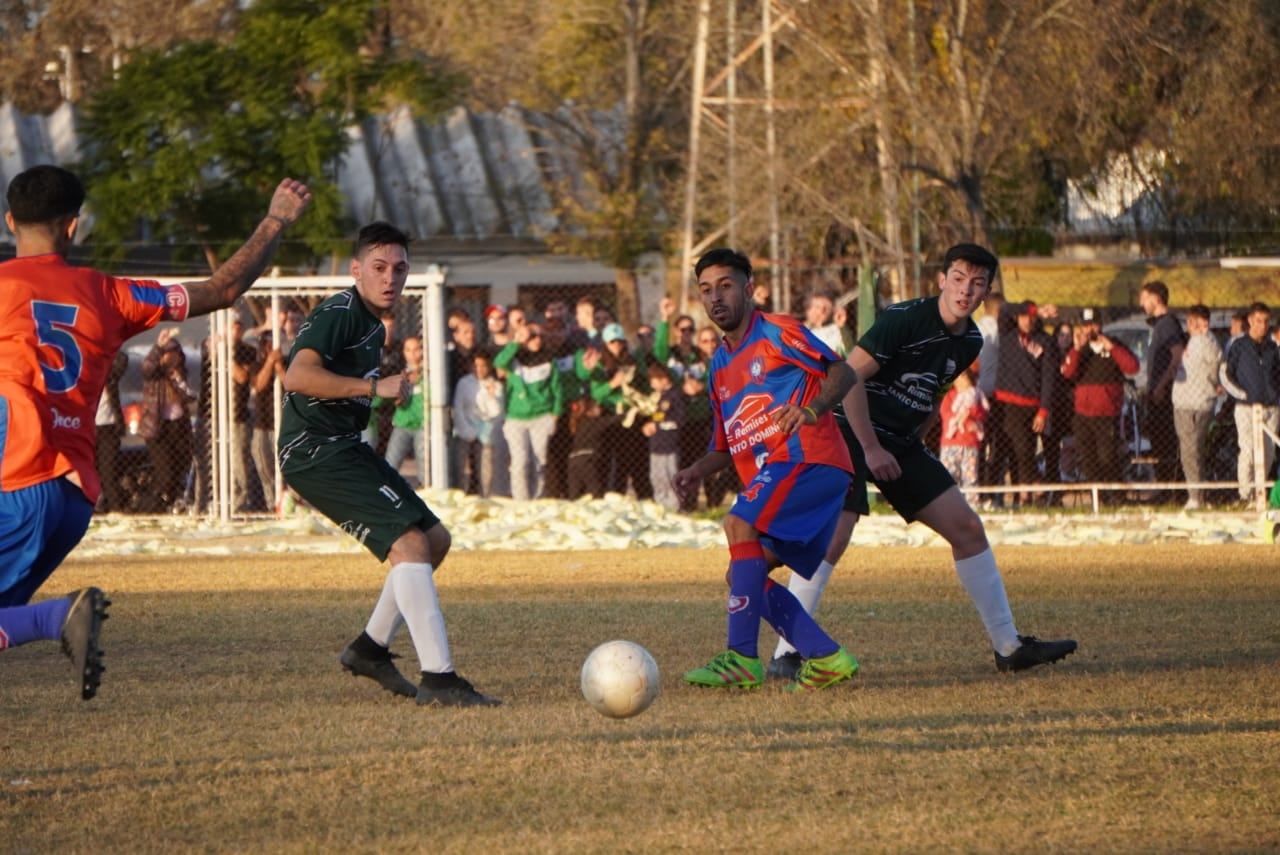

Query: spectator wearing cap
[[1222, 301, 1280, 504], [1173, 305, 1224, 510], [577, 322, 654, 500], [1060, 308, 1140, 495], [992, 300, 1059, 505], [484, 304, 512, 350]]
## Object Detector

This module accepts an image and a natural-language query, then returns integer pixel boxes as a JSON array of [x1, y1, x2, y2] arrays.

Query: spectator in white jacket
[[451, 351, 505, 497], [1172, 305, 1224, 510]]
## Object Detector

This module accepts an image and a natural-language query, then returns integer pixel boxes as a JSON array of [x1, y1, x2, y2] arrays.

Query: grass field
[[3, 544, 1279, 853]]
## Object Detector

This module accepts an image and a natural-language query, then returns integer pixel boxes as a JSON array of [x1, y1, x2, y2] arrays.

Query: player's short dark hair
[[354, 221, 410, 257], [1248, 301, 1270, 317], [695, 248, 752, 279], [6, 164, 85, 224], [942, 243, 999, 280], [1187, 304, 1211, 321], [1142, 280, 1169, 305]]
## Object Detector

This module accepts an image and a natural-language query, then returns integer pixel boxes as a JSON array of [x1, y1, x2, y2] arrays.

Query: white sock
[[771, 560, 835, 660], [953, 548, 1020, 655], [390, 562, 454, 673], [365, 571, 405, 647]]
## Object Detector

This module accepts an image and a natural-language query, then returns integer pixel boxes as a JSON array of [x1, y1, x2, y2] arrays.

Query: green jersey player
[[768, 243, 1077, 678], [279, 221, 498, 707]]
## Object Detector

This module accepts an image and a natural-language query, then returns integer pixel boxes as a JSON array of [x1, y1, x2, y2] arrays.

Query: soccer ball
[[580, 640, 660, 719]]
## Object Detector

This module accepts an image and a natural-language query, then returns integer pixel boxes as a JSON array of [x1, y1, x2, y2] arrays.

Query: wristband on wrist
[[803, 405, 818, 423], [369, 376, 377, 399], [266, 214, 289, 227]]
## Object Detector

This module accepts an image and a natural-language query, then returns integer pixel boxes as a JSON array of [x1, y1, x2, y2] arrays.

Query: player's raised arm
[[178, 178, 313, 318]]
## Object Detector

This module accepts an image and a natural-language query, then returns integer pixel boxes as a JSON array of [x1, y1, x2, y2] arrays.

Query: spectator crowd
[[95, 281, 1280, 516]]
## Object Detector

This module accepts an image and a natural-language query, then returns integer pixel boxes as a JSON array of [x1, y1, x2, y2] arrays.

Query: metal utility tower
[[679, 1, 915, 313]]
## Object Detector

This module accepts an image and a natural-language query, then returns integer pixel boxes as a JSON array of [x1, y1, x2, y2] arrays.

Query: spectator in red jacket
[[1060, 308, 1139, 492]]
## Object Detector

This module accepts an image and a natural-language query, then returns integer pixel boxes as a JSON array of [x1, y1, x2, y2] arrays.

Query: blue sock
[[0, 599, 70, 649], [763, 579, 839, 659], [726, 542, 769, 658]]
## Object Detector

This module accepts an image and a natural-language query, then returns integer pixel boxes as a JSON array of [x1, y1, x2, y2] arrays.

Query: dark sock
[[419, 670, 462, 689], [350, 631, 389, 659]]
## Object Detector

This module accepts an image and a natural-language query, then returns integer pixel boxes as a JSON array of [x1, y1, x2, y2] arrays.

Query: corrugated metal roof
[[0, 100, 584, 249]]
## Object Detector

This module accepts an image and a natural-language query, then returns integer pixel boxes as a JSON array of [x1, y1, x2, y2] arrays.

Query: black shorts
[[283, 441, 441, 562], [836, 412, 955, 522]]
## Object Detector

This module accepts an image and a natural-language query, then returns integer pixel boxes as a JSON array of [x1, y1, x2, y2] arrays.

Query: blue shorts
[[729, 461, 848, 579], [0, 478, 94, 606]]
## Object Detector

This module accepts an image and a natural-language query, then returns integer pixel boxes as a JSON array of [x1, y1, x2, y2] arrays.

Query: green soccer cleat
[[784, 647, 858, 692], [683, 649, 765, 689]]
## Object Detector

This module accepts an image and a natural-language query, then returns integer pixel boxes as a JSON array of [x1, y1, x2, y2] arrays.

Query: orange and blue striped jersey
[[0, 253, 187, 502], [708, 311, 853, 485]]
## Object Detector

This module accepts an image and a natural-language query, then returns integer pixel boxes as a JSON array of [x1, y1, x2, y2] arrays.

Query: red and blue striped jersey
[[708, 311, 853, 484]]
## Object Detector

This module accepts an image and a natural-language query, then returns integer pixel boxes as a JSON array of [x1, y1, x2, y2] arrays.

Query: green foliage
[[76, 0, 459, 271]]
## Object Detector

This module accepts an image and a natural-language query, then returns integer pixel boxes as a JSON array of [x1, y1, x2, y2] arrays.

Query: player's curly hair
[[6, 165, 85, 225]]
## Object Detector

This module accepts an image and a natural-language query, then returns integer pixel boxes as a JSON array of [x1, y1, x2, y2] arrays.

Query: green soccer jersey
[[277, 287, 384, 471], [857, 295, 983, 445]]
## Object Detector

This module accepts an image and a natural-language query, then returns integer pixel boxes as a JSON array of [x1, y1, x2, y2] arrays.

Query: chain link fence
[[92, 277, 1275, 518]]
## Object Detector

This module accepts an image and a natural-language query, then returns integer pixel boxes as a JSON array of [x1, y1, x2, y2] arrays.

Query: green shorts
[[283, 441, 441, 562], [837, 411, 955, 522]]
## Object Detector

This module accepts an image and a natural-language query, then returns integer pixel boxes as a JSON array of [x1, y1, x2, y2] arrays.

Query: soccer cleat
[[339, 643, 418, 698], [683, 649, 764, 689], [60, 587, 110, 701], [784, 647, 858, 692], [766, 651, 803, 681], [995, 635, 1078, 673], [416, 675, 502, 708]]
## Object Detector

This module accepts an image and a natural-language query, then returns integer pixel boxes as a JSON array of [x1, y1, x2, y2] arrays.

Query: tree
[[0, 0, 238, 110], [76, 0, 461, 273], [400, 0, 698, 327]]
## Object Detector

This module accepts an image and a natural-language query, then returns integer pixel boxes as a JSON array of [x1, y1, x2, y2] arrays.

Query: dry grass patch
[[2, 545, 1278, 853]]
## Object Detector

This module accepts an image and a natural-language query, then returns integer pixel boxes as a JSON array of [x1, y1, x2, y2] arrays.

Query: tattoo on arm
[[182, 220, 285, 317], [809, 361, 858, 416]]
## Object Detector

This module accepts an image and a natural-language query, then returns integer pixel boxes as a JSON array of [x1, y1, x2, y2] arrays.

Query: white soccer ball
[[580, 640, 660, 719]]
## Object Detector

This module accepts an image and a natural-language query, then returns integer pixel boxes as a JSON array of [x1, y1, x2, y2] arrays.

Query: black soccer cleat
[[339, 642, 418, 698], [60, 587, 110, 701], [766, 651, 803, 681], [416, 674, 502, 708], [995, 635, 1078, 673]]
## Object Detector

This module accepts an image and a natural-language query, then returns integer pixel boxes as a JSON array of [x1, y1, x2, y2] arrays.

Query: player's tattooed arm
[[178, 179, 313, 318], [779, 360, 857, 433], [809, 360, 857, 418]]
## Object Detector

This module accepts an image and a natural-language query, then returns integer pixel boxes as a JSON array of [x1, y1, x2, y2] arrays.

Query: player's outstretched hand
[[266, 178, 313, 227]]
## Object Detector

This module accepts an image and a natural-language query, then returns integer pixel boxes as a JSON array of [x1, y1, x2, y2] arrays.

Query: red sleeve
[[1111, 343, 1140, 376]]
